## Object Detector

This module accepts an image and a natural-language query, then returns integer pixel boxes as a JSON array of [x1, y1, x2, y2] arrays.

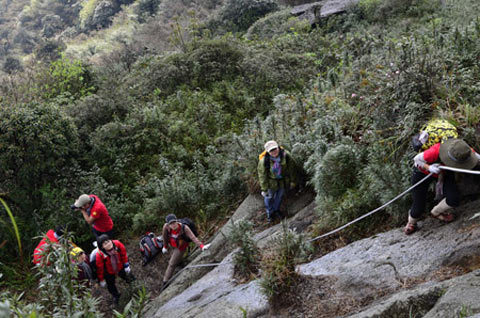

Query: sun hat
[[264, 140, 279, 153], [439, 139, 477, 169], [74, 194, 91, 208], [165, 214, 177, 224]]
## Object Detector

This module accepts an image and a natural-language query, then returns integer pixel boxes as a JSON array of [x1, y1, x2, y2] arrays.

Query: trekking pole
[[308, 172, 434, 242]]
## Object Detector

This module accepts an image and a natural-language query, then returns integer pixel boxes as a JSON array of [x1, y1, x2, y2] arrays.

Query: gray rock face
[[144, 188, 480, 317], [347, 270, 480, 318], [290, 0, 359, 25], [297, 199, 480, 296], [144, 191, 315, 316], [147, 253, 269, 318]]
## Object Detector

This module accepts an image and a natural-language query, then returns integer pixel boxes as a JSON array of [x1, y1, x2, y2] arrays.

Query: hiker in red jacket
[[33, 226, 64, 265], [161, 214, 210, 291], [72, 194, 114, 240], [95, 234, 133, 305], [404, 139, 480, 235]]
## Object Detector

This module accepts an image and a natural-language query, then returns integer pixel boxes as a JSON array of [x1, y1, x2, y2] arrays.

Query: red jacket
[[95, 240, 128, 281], [88, 195, 113, 232], [33, 229, 59, 265]]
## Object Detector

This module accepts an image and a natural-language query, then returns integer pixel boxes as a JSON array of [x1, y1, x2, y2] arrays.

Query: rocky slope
[[143, 179, 480, 317]]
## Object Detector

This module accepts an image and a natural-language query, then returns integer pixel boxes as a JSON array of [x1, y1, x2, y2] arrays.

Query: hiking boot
[[430, 198, 455, 223], [403, 215, 418, 235], [113, 295, 120, 306]]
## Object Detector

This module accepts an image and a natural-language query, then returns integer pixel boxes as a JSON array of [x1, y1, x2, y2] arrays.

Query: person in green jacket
[[257, 140, 296, 222]]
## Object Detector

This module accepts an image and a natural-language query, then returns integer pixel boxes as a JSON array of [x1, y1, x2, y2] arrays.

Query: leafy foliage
[[260, 222, 312, 303], [227, 220, 260, 281]]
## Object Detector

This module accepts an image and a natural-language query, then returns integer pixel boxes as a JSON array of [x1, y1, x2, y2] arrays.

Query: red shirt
[[33, 229, 58, 265], [95, 240, 128, 281], [168, 227, 189, 251], [89, 195, 113, 232]]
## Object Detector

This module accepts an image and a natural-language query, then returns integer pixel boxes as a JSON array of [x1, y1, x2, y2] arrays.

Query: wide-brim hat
[[439, 139, 477, 169]]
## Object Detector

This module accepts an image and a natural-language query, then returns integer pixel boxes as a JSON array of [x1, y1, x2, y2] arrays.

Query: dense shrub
[[245, 9, 310, 40], [260, 222, 312, 304], [215, 0, 279, 33], [228, 220, 260, 281]]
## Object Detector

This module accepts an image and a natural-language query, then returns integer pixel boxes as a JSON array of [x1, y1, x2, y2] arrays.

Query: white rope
[[307, 172, 434, 242], [439, 165, 480, 174], [162, 165, 480, 288]]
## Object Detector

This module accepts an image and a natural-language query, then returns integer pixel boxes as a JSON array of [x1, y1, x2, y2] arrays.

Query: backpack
[[139, 232, 163, 266], [178, 218, 198, 242], [412, 119, 458, 152]]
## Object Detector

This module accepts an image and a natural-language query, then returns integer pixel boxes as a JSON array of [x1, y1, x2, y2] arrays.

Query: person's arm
[[257, 159, 268, 192], [95, 252, 104, 282], [285, 151, 298, 186], [117, 241, 128, 264], [81, 209, 95, 225], [162, 224, 169, 247], [183, 225, 204, 249]]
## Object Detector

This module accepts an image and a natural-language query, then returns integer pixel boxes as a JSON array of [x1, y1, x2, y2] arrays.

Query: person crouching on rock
[[404, 139, 480, 235], [95, 234, 134, 305], [161, 214, 210, 291]]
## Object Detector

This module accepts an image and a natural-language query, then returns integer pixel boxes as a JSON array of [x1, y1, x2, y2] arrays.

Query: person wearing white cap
[[257, 140, 297, 222], [72, 194, 114, 239]]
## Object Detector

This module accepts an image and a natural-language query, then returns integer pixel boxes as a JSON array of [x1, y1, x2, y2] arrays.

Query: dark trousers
[[410, 169, 460, 219], [92, 228, 115, 240], [104, 269, 128, 298]]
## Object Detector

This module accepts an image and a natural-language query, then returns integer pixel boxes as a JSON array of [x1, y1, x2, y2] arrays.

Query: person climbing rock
[[161, 214, 210, 291], [95, 234, 133, 305], [33, 225, 64, 265], [72, 194, 114, 240], [404, 138, 480, 235], [257, 140, 297, 222]]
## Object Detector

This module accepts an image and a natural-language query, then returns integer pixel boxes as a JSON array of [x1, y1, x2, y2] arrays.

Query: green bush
[[228, 220, 260, 281], [0, 233, 102, 317], [245, 9, 310, 40], [260, 222, 312, 303], [216, 0, 279, 33], [0, 102, 80, 216]]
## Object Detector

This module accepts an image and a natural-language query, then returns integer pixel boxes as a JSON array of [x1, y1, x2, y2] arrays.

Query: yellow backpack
[[412, 118, 458, 151]]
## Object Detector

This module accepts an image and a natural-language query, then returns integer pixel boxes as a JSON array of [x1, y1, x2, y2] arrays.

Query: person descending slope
[[404, 138, 480, 235]]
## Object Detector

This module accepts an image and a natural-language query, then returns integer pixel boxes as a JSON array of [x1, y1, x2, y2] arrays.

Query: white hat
[[264, 140, 279, 152], [74, 194, 91, 208]]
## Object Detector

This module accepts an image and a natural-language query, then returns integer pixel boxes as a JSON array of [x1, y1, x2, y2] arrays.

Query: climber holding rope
[[404, 138, 480, 235]]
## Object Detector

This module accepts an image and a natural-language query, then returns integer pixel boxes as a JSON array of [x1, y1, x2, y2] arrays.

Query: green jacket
[[257, 149, 296, 192]]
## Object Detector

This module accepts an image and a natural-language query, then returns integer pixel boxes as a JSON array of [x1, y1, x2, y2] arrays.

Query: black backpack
[[139, 232, 163, 266], [178, 218, 198, 242]]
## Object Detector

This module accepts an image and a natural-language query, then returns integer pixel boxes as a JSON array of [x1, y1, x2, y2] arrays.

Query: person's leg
[[431, 171, 458, 221], [104, 272, 120, 303], [405, 169, 432, 234], [272, 187, 285, 214], [443, 171, 460, 207], [264, 189, 275, 221], [162, 248, 185, 285], [409, 169, 433, 219]]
